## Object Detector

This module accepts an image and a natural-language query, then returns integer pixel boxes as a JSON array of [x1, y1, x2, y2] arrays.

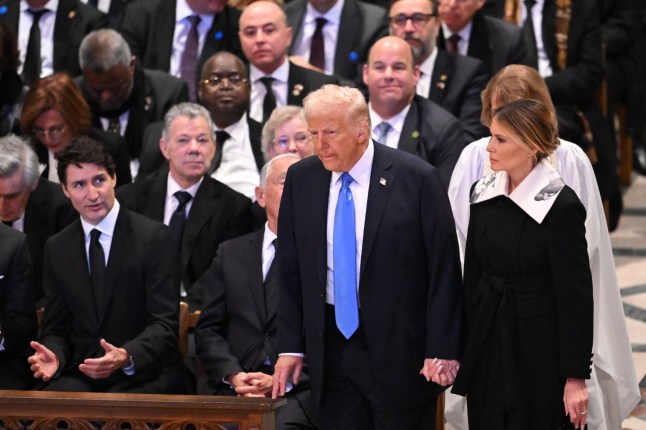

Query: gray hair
[[303, 85, 370, 132], [0, 134, 40, 189], [259, 153, 300, 189], [261, 106, 306, 162], [162, 102, 216, 142], [79, 29, 131, 72]]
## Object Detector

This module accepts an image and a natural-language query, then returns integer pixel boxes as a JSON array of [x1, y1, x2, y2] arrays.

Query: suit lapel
[[145, 174, 168, 222], [182, 176, 218, 270], [247, 117, 265, 171], [98, 209, 130, 325], [541, 0, 558, 70], [247, 231, 268, 322], [286, 0, 306, 53], [154, 0, 176, 71], [286, 62, 308, 105], [334, 0, 360, 78], [429, 51, 453, 105], [309, 162, 332, 290], [53, 0, 76, 72], [398, 101, 421, 155], [199, 8, 229, 77], [468, 13, 493, 74], [360, 144, 394, 276], [0, 0, 20, 35]]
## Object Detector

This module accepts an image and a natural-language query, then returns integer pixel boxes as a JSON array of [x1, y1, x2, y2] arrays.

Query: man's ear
[[160, 138, 170, 160], [255, 186, 266, 209]]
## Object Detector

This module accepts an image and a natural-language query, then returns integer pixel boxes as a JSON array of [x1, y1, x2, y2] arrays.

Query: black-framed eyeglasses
[[201, 73, 248, 87], [389, 13, 436, 28], [31, 125, 66, 139], [272, 133, 310, 150]]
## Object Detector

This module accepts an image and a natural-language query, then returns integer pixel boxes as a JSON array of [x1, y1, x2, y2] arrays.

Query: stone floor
[[616, 174, 646, 430]]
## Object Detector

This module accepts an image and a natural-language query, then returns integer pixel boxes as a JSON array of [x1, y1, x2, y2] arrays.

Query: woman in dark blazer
[[20, 73, 131, 187], [452, 99, 593, 429]]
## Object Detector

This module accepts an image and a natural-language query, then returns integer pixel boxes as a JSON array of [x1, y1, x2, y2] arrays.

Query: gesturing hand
[[79, 339, 130, 379]]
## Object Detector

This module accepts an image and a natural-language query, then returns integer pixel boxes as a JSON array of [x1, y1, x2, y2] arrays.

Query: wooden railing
[[0, 390, 286, 430]]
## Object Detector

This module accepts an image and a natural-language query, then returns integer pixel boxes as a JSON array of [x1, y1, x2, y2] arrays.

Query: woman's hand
[[563, 378, 588, 429]]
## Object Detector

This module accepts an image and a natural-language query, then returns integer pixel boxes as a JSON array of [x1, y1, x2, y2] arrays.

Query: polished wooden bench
[[0, 390, 286, 430]]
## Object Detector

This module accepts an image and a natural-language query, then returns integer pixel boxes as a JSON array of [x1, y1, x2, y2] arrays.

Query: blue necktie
[[375, 121, 392, 145], [333, 173, 358, 339]]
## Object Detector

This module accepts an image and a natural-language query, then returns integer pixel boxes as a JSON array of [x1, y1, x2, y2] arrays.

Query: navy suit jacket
[[0, 0, 107, 77], [284, 0, 388, 83], [428, 49, 489, 141], [277, 142, 463, 406], [117, 174, 253, 309]]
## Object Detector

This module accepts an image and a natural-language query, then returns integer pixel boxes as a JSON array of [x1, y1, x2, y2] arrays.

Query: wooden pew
[[0, 390, 286, 430]]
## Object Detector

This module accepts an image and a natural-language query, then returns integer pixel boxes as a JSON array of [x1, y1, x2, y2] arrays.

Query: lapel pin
[[292, 83, 304, 97], [440, 74, 447, 81], [411, 130, 420, 139], [69, 10, 76, 19], [214, 31, 223, 40], [379, 178, 387, 186], [349, 51, 359, 62], [0, 6, 7, 14], [436, 82, 445, 90]]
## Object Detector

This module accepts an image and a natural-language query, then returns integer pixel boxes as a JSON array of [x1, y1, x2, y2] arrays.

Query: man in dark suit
[[284, 0, 388, 83], [272, 84, 463, 428], [117, 103, 253, 310], [138, 52, 265, 200], [363, 36, 464, 187], [388, 0, 489, 141], [0, 224, 36, 390], [0, 134, 75, 305], [437, 0, 529, 75], [0, 0, 107, 84], [28, 136, 187, 393], [195, 154, 319, 428], [76, 29, 190, 173], [239, 1, 340, 125], [120, 0, 244, 101], [82, 0, 131, 29]]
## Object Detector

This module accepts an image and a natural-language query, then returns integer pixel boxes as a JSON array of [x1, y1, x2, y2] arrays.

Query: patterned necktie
[[89, 229, 106, 313], [260, 76, 277, 124], [22, 9, 47, 86], [309, 17, 327, 70], [447, 34, 461, 53], [374, 121, 392, 145], [168, 191, 193, 251], [333, 173, 358, 339], [522, 0, 539, 69], [180, 15, 201, 101], [107, 116, 121, 134], [211, 130, 231, 173]]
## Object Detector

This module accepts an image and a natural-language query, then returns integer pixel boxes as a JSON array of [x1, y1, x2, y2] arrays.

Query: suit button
[[320, 294, 324, 298], [319, 331, 323, 337]]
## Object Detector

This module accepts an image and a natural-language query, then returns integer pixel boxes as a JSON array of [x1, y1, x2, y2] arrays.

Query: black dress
[[452, 183, 593, 430]]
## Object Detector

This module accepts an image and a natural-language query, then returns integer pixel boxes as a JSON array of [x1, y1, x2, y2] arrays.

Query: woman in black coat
[[451, 99, 593, 429]]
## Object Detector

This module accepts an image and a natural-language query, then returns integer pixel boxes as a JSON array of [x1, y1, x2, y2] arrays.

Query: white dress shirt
[[162, 173, 203, 225], [211, 114, 260, 200], [249, 60, 290, 123], [80, 199, 120, 268], [291, 0, 345, 75], [261, 223, 277, 282], [521, 0, 552, 77], [47, 150, 59, 183], [325, 140, 373, 305], [415, 48, 438, 98], [18, 0, 58, 78], [4, 212, 25, 233], [368, 104, 411, 149], [170, 0, 215, 77]]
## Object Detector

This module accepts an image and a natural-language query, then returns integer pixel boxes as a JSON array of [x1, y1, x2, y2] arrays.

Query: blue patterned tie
[[375, 121, 392, 145], [334, 173, 358, 339]]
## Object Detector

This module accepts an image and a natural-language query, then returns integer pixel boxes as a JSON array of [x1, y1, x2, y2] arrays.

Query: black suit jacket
[[40, 208, 186, 391], [34, 129, 132, 187], [428, 50, 489, 141], [284, 0, 388, 82], [277, 143, 463, 406], [136, 116, 264, 180], [438, 11, 530, 76], [0, 224, 36, 389], [0, 0, 107, 77], [120, 0, 244, 79], [397, 95, 466, 187], [76, 63, 190, 161], [116, 174, 253, 309], [23, 178, 76, 304], [286, 61, 341, 106]]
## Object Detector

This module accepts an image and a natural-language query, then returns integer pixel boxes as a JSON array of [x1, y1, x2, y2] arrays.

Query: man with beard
[[388, 0, 489, 141], [77, 29, 189, 178]]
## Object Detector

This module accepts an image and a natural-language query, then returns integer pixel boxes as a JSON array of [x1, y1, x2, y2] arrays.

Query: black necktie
[[180, 15, 201, 101], [168, 191, 193, 251], [89, 229, 106, 313], [309, 17, 327, 70], [447, 34, 461, 53], [210, 130, 231, 173], [260, 76, 276, 124], [523, 0, 539, 69], [107, 116, 121, 134], [22, 9, 47, 86], [2, 220, 13, 227]]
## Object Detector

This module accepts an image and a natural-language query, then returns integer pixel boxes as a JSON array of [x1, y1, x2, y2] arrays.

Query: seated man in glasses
[[138, 52, 264, 200]]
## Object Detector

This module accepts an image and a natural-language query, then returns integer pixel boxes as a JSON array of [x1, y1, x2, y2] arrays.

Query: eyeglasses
[[389, 13, 436, 28], [31, 125, 66, 139], [201, 73, 248, 87], [272, 133, 310, 150]]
